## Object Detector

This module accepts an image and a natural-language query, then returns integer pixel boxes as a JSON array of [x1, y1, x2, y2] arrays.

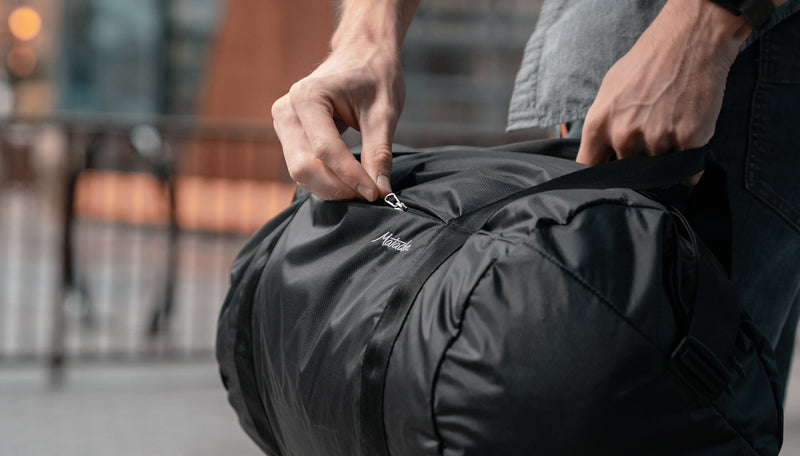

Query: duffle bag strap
[[669, 235, 739, 402]]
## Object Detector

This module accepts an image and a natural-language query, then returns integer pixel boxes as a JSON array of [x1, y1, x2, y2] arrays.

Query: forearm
[[656, 0, 787, 73], [331, 0, 421, 53], [658, 0, 750, 68]]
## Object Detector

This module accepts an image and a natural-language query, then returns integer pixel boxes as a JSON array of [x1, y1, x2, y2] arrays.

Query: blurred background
[[0, 0, 798, 454]]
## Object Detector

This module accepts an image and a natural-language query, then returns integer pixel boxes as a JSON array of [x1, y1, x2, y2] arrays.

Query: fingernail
[[377, 174, 392, 195], [357, 184, 376, 201]]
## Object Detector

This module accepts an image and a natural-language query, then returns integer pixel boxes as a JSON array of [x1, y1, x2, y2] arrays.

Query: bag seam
[[521, 240, 664, 350], [428, 240, 662, 455], [429, 238, 766, 455], [429, 257, 498, 456], [225, 194, 307, 455]]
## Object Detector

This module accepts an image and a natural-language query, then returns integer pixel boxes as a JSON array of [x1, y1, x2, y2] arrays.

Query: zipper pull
[[384, 192, 407, 211]]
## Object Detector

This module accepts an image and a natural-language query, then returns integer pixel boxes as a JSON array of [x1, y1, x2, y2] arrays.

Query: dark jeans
[[562, 12, 800, 401], [714, 12, 800, 401]]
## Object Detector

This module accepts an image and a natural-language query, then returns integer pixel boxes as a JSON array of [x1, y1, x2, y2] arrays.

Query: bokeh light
[[9, 6, 42, 41], [7, 45, 37, 77]]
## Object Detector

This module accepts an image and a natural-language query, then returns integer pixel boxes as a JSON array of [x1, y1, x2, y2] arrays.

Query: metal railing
[[0, 112, 543, 386], [0, 114, 293, 382]]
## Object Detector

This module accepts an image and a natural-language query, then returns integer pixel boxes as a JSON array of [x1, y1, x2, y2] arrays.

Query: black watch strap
[[710, 0, 776, 30]]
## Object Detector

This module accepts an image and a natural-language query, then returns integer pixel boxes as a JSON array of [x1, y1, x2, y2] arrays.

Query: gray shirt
[[507, 0, 800, 131]]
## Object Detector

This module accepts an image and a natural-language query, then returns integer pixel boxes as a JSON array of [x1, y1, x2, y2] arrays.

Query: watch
[[709, 0, 776, 30]]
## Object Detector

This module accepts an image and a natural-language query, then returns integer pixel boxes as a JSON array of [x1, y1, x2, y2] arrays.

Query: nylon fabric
[[217, 140, 781, 456]]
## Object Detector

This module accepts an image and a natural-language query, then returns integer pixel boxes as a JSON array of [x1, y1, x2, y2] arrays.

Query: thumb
[[360, 123, 395, 197]]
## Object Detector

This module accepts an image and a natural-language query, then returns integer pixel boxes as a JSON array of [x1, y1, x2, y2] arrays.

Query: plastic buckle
[[670, 336, 731, 401]]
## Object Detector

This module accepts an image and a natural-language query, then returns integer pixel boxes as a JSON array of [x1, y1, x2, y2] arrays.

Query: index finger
[[291, 97, 379, 202], [576, 119, 614, 166]]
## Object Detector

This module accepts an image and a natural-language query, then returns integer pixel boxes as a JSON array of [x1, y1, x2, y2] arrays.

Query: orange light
[[9, 7, 42, 41], [7, 45, 36, 77]]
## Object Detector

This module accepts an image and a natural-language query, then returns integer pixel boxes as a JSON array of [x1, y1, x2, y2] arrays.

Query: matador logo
[[370, 231, 412, 252]]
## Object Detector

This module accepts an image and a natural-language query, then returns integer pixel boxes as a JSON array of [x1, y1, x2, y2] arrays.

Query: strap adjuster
[[670, 336, 732, 401]]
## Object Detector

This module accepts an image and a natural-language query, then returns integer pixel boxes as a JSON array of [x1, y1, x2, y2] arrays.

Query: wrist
[[661, 0, 751, 62], [331, 0, 419, 54]]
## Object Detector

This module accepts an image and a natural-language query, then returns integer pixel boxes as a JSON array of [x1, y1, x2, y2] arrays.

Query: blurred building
[[196, 0, 334, 179], [5, 0, 542, 138], [58, 0, 221, 115], [200, 0, 334, 120], [400, 0, 544, 145], [55, 0, 336, 120]]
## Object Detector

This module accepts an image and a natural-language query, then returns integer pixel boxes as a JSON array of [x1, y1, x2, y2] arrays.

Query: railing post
[[48, 128, 76, 386]]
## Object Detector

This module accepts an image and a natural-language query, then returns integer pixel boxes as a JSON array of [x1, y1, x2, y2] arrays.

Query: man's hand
[[576, 0, 753, 169], [272, 0, 419, 201], [273, 48, 403, 201]]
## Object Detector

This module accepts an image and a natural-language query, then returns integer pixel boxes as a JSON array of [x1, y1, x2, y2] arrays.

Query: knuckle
[[368, 143, 393, 163], [289, 79, 321, 104], [674, 125, 709, 150], [288, 81, 309, 104], [643, 130, 670, 155], [286, 157, 313, 184], [271, 96, 291, 119], [309, 138, 334, 162], [611, 129, 642, 157], [608, 124, 629, 146], [673, 130, 694, 150], [372, 103, 398, 122], [581, 115, 605, 138], [288, 80, 307, 96]]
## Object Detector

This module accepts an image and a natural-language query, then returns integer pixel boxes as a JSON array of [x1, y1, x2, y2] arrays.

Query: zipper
[[384, 193, 407, 211], [382, 192, 444, 223]]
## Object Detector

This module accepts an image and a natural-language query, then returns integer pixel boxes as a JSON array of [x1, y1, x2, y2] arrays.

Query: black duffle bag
[[216, 139, 782, 456]]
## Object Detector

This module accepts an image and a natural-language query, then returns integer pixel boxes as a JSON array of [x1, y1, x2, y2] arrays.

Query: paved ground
[[0, 188, 265, 455], [1, 353, 800, 455], [0, 360, 262, 456]]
